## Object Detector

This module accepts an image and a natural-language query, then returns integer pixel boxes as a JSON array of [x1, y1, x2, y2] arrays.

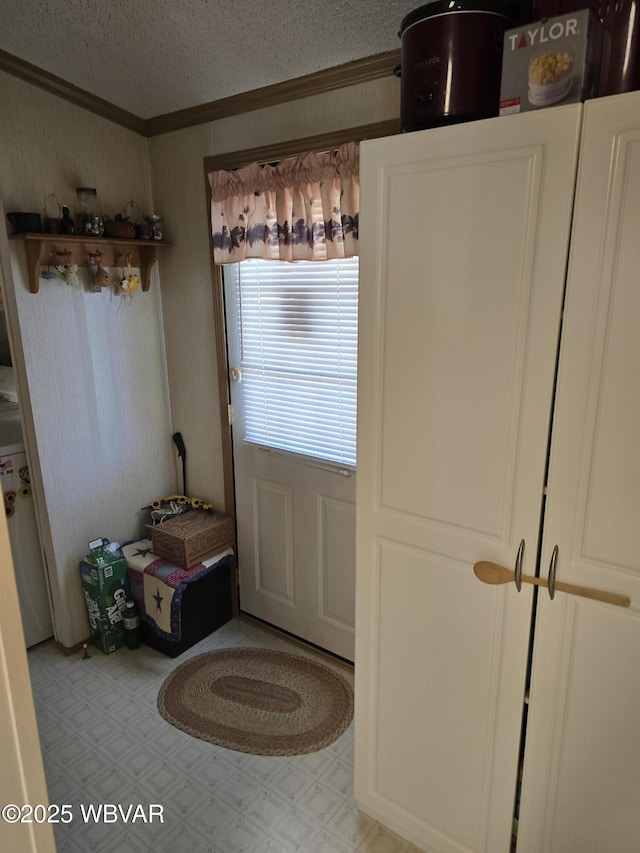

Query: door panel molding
[[252, 478, 295, 604], [317, 495, 356, 630]]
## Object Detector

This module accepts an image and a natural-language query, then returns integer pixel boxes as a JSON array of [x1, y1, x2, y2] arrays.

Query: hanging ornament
[[119, 254, 139, 293], [54, 250, 80, 287], [93, 252, 111, 287], [87, 252, 102, 292], [42, 250, 57, 280]]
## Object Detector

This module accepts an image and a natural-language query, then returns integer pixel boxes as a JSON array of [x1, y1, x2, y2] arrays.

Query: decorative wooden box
[[150, 510, 235, 568]]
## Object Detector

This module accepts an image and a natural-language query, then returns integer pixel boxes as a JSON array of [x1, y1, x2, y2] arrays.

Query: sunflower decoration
[[149, 494, 214, 524]]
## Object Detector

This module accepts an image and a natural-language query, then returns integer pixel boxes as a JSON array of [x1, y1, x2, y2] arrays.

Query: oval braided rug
[[157, 647, 353, 755]]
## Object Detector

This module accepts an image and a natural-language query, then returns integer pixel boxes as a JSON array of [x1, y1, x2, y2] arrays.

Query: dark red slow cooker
[[398, 0, 516, 131]]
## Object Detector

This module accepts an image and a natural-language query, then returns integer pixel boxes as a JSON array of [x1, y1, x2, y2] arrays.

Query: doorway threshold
[[238, 611, 354, 673]]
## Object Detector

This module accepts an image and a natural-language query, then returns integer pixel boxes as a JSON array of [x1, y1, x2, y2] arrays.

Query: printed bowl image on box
[[528, 46, 574, 105], [499, 10, 602, 116]]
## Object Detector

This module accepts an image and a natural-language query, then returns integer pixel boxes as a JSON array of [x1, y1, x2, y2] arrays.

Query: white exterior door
[[224, 262, 357, 661], [517, 91, 640, 853], [354, 105, 582, 851]]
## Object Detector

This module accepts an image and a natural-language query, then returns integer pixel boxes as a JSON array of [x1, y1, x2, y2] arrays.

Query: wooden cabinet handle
[[473, 560, 630, 608]]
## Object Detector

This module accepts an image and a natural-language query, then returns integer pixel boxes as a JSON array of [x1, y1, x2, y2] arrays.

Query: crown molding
[[0, 47, 400, 138], [0, 48, 146, 135], [146, 49, 400, 137]]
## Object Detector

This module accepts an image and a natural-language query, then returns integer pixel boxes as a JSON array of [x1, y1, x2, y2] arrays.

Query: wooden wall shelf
[[10, 233, 170, 293]]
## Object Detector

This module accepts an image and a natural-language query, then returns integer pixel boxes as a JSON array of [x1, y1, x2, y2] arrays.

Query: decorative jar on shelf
[[75, 187, 104, 237]]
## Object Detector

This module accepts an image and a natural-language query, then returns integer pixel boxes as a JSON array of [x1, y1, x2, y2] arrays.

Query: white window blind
[[227, 257, 359, 468]]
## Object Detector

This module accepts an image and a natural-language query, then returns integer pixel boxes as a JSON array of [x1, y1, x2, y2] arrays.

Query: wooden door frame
[[202, 118, 400, 518]]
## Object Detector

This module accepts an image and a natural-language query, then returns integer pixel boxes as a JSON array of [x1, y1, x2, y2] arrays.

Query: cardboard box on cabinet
[[499, 10, 603, 116]]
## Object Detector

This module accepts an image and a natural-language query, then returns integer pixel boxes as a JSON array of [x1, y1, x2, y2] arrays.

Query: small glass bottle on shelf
[[75, 187, 104, 237]]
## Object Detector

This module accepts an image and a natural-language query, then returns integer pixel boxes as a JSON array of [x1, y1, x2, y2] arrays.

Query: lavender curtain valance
[[208, 141, 359, 264]]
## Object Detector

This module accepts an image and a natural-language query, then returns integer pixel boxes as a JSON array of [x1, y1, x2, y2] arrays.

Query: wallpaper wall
[[0, 71, 175, 647]]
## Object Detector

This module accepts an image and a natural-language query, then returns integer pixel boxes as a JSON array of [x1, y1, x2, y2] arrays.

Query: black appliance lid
[[400, 0, 514, 35]]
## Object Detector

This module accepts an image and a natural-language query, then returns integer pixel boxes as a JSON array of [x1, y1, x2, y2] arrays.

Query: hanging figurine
[[42, 251, 57, 280], [54, 250, 80, 287], [119, 254, 139, 294], [87, 253, 102, 292], [94, 252, 111, 287]]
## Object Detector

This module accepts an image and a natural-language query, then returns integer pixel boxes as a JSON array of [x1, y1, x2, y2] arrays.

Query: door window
[[225, 257, 358, 468]]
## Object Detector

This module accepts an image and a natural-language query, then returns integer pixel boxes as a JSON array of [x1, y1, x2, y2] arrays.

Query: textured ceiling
[[0, 0, 419, 119]]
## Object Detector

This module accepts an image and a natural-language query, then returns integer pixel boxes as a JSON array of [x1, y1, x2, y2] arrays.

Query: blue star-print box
[[122, 539, 235, 657]]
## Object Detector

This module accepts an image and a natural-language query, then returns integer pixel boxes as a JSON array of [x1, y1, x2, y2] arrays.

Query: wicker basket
[[150, 511, 235, 568], [532, 0, 640, 94]]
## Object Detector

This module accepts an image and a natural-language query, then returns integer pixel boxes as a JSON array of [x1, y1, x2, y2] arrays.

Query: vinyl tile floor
[[28, 618, 423, 853]]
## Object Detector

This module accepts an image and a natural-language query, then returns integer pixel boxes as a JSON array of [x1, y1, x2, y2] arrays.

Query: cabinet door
[[518, 91, 640, 853], [354, 106, 582, 852]]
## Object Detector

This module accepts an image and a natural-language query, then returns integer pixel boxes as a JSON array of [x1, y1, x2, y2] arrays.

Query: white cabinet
[[354, 91, 640, 853], [517, 91, 640, 853]]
